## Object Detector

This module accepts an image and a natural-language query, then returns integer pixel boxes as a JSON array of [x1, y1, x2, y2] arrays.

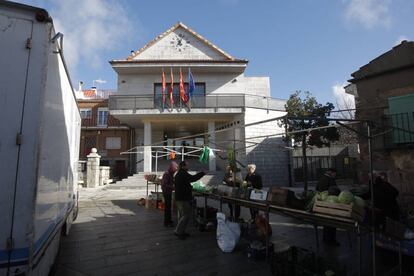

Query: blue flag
[[188, 68, 195, 99]]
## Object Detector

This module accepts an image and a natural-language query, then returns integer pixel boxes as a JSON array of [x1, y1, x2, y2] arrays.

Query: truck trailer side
[[0, 2, 81, 275]]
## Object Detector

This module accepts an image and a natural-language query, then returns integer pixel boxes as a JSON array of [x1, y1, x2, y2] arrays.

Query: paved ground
[[54, 187, 406, 276]]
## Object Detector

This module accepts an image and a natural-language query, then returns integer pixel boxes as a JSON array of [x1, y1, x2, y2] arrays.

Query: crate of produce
[[312, 200, 365, 221], [266, 187, 294, 206]]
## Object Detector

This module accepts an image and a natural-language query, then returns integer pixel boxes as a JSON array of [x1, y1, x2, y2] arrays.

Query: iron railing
[[81, 114, 123, 127], [108, 93, 286, 111]]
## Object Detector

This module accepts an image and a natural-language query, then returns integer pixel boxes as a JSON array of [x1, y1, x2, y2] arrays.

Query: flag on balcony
[[169, 68, 174, 106], [179, 68, 189, 103], [188, 68, 195, 100], [161, 69, 166, 106]]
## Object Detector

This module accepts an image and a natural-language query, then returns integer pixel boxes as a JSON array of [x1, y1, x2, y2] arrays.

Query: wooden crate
[[312, 200, 365, 221], [266, 187, 294, 207]]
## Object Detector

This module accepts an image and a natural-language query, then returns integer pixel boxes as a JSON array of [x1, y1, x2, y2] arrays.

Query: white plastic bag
[[216, 212, 241, 253]]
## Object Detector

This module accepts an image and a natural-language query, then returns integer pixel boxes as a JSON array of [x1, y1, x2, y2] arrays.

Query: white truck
[[0, 1, 81, 275]]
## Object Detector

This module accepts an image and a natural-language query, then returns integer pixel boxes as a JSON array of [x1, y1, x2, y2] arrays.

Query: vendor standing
[[245, 164, 262, 220], [373, 172, 400, 226], [174, 161, 206, 240], [223, 166, 241, 220], [316, 168, 340, 246], [161, 161, 178, 227]]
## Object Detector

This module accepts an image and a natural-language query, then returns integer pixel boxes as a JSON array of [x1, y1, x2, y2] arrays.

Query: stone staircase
[[106, 171, 223, 191]]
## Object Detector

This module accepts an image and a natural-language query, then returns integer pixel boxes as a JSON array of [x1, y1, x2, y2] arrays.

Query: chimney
[[78, 81, 83, 91]]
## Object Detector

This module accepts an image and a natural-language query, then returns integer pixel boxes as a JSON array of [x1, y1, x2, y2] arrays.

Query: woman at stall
[[223, 165, 241, 220], [245, 164, 263, 220]]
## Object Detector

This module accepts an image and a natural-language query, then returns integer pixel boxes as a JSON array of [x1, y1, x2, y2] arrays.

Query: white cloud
[[395, 35, 410, 46], [344, 0, 391, 29], [332, 82, 355, 118], [44, 0, 139, 73]]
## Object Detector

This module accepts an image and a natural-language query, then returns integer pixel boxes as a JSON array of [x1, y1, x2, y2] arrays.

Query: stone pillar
[[208, 121, 216, 171], [135, 128, 144, 172], [144, 121, 152, 172], [87, 148, 101, 188]]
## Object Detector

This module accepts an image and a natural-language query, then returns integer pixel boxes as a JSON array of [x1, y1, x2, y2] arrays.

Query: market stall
[[192, 188, 370, 276]]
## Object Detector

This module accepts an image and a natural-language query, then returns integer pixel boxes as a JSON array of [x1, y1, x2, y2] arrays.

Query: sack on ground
[[216, 212, 241, 253]]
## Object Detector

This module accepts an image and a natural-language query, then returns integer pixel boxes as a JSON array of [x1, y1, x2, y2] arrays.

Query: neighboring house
[[346, 41, 414, 193], [76, 88, 133, 180], [108, 22, 289, 186], [292, 127, 360, 183]]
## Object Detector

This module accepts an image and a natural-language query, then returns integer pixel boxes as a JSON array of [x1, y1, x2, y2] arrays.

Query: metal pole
[[367, 122, 376, 276], [181, 146, 184, 161], [155, 151, 158, 175], [357, 224, 362, 276]]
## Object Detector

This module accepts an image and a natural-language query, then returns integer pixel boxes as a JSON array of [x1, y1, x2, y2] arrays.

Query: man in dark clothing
[[316, 168, 340, 246], [223, 166, 241, 220], [174, 161, 206, 240], [373, 172, 400, 226], [161, 161, 178, 227], [245, 164, 263, 220]]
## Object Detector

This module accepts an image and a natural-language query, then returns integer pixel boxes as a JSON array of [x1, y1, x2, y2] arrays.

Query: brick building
[[76, 89, 133, 180], [346, 41, 414, 193]]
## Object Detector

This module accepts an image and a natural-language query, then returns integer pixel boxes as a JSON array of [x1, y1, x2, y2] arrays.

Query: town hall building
[[108, 22, 289, 186]]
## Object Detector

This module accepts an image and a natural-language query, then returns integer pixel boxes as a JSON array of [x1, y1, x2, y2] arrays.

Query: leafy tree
[[284, 91, 339, 193]]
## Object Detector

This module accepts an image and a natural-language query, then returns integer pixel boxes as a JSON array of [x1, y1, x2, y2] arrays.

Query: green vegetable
[[353, 196, 365, 208], [326, 195, 339, 203], [338, 191, 354, 205], [320, 191, 329, 201]]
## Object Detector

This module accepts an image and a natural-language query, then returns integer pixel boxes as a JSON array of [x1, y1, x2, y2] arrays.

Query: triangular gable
[[127, 22, 241, 61]]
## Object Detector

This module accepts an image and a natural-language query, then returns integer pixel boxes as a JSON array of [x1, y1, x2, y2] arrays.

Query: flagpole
[[179, 67, 182, 111], [162, 68, 164, 111]]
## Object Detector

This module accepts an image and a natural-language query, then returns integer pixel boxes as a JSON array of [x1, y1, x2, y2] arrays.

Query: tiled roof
[[83, 89, 96, 97]]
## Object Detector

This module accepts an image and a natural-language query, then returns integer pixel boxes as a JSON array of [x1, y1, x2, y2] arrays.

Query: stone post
[[144, 121, 152, 172], [87, 148, 101, 188]]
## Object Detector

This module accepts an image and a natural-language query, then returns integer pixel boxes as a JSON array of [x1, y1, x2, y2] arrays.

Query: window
[[80, 108, 92, 119], [388, 93, 414, 143], [97, 108, 108, 126], [106, 137, 121, 149]]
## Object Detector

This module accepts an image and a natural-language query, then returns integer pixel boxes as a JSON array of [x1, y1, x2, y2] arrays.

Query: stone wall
[[243, 108, 289, 187]]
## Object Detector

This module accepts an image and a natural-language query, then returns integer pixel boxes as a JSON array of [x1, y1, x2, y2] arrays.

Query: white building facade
[[109, 22, 289, 186]]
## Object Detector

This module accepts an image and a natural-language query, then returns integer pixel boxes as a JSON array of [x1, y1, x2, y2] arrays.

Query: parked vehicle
[[0, 1, 81, 275]]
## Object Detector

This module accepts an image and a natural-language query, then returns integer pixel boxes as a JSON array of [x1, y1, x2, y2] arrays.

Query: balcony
[[81, 114, 127, 128], [108, 93, 285, 111]]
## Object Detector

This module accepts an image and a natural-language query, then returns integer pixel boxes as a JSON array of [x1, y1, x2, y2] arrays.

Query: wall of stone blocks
[[243, 108, 289, 187]]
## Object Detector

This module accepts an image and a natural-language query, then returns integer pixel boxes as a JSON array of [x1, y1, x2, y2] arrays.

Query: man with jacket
[[317, 168, 340, 246], [174, 161, 206, 240]]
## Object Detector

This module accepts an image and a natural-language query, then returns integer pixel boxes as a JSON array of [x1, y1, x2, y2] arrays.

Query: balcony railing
[[108, 93, 285, 111], [81, 114, 123, 127], [382, 112, 414, 148]]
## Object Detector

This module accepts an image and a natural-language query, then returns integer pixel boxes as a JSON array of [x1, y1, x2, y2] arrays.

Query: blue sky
[[21, 0, 414, 106]]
